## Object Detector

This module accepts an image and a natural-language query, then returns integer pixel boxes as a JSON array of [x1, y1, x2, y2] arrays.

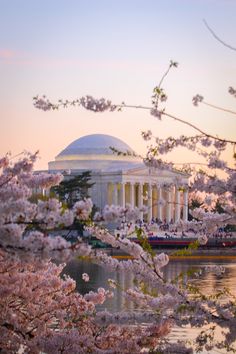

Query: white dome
[[57, 134, 135, 157], [49, 134, 142, 172]]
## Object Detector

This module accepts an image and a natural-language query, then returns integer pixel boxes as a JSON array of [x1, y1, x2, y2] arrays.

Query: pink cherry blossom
[[82, 273, 90, 282]]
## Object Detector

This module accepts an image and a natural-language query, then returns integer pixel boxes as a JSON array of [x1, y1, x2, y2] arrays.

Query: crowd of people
[[115, 219, 235, 240]]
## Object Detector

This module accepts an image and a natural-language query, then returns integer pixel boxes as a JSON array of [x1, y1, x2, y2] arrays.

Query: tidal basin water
[[64, 256, 236, 354]]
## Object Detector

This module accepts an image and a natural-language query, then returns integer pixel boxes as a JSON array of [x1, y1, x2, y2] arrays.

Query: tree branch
[[202, 101, 236, 116], [203, 19, 236, 51]]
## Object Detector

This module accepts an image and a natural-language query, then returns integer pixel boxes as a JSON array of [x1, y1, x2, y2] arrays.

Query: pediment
[[123, 166, 189, 178]]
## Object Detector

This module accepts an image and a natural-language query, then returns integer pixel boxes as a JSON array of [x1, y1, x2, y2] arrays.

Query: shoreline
[[102, 248, 236, 261]]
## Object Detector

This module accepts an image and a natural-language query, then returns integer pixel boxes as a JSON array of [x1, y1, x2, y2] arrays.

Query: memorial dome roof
[[57, 134, 135, 158]]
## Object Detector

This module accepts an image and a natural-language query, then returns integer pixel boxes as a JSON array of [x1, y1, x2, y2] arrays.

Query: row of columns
[[106, 182, 188, 223]]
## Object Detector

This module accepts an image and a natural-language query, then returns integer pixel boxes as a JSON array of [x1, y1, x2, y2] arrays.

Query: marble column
[[121, 182, 126, 208], [101, 183, 108, 209], [138, 183, 143, 220], [183, 190, 188, 221], [166, 189, 172, 223], [157, 185, 163, 222], [112, 183, 118, 205], [147, 183, 153, 223], [130, 182, 135, 208], [175, 188, 181, 222]]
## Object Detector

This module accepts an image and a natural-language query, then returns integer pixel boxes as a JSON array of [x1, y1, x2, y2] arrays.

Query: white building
[[48, 134, 189, 222]]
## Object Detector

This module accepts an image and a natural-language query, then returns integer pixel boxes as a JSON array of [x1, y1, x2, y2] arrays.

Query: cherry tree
[[1, 56, 236, 353], [0, 153, 178, 353]]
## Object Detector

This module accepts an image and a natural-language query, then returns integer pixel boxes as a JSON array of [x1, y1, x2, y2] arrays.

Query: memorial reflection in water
[[64, 258, 236, 353], [64, 258, 236, 312]]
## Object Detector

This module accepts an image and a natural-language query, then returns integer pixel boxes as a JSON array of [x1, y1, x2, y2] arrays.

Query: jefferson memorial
[[48, 134, 189, 222]]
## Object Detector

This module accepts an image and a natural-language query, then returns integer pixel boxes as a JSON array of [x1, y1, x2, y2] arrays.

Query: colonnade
[[105, 181, 188, 223]]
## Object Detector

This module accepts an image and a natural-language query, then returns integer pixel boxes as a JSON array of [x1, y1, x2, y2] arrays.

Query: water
[[64, 257, 236, 353]]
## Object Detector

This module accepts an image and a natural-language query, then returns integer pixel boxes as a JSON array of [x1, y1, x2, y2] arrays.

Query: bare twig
[[162, 111, 236, 144], [202, 101, 236, 116], [117, 103, 236, 144], [203, 19, 236, 51]]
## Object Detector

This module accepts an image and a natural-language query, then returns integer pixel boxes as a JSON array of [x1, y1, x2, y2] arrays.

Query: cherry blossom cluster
[[33, 95, 56, 111], [73, 198, 93, 220], [94, 203, 147, 224], [144, 133, 228, 158], [33, 95, 117, 112], [191, 171, 236, 223], [229, 86, 236, 97], [0, 153, 95, 261], [144, 154, 175, 171], [0, 252, 97, 353], [192, 94, 204, 106], [24, 172, 63, 188], [2, 249, 177, 354], [190, 208, 231, 233], [150, 107, 163, 119], [140, 127, 236, 238], [192, 88, 236, 117]]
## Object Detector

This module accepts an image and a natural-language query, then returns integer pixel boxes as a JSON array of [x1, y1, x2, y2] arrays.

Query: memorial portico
[[48, 134, 190, 222], [92, 177, 189, 223]]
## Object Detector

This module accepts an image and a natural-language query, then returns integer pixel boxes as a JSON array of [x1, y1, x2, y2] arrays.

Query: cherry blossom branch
[[114, 232, 222, 324], [162, 111, 236, 144], [33, 95, 236, 145], [193, 94, 236, 116], [157, 60, 178, 88], [122, 104, 236, 144], [0, 175, 14, 188]]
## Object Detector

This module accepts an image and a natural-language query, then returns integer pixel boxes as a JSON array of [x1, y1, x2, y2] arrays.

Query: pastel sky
[[1, 0, 236, 170]]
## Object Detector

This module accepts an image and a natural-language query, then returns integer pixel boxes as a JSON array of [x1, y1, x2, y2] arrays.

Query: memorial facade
[[48, 134, 189, 222]]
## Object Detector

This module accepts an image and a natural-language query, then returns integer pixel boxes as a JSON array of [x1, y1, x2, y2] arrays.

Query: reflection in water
[[64, 259, 135, 312], [64, 258, 236, 353], [64, 259, 236, 311]]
